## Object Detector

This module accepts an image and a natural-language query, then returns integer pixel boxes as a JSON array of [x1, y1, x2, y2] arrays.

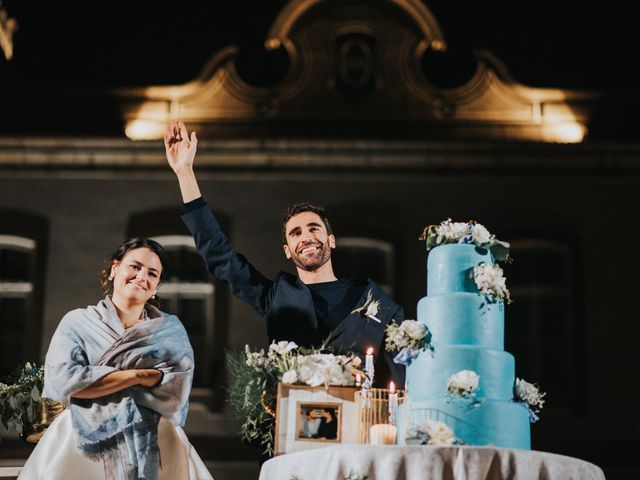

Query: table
[[259, 445, 605, 480]]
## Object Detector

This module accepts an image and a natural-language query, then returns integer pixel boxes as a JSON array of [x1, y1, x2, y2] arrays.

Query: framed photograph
[[274, 383, 358, 455]]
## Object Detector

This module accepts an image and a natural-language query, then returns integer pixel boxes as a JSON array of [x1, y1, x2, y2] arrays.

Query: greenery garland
[[0, 362, 44, 434]]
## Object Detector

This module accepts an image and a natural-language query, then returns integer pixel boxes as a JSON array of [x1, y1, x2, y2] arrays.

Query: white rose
[[351, 356, 362, 367], [401, 320, 427, 340], [448, 370, 480, 393], [282, 369, 298, 384], [451, 222, 471, 240], [297, 358, 314, 383], [471, 223, 493, 244], [418, 420, 456, 445], [515, 378, 545, 408]]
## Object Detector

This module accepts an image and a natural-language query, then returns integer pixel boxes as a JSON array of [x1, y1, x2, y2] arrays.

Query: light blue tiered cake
[[405, 242, 531, 449]]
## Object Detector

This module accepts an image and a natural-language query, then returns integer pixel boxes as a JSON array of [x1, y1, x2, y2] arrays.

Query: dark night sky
[[1, 0, 637, 91]]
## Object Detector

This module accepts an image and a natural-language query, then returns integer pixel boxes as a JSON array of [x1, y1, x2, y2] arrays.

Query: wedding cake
[[403, 220, 540, 449]]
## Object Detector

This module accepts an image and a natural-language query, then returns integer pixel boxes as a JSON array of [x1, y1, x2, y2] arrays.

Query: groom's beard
[[291, 240, 332, 272]]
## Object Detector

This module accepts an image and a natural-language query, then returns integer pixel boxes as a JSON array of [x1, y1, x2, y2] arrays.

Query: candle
[[369, 423, 397, 445], [388, 381, 398, 425], [355, 373, 362, 387], [365, 347, 374, 388]]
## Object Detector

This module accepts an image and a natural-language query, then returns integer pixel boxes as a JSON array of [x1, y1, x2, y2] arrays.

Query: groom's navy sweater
[[181, 199, 405, 387]]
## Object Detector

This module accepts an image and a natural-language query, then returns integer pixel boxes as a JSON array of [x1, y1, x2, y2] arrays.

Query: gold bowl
[[19, 399, 65, 444]]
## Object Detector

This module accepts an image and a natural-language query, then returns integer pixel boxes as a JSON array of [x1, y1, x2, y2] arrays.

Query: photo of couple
[[299, 405, 339, 441]]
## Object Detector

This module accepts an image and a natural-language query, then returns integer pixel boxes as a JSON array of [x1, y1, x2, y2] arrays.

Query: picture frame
[[274, 383, 359, 455]]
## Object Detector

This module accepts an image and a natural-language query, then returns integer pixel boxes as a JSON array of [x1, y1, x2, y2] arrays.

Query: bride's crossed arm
[[71, 368, 162, 399]]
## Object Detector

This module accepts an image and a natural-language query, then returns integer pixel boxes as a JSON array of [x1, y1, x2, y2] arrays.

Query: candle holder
[[355, 387, 407, 444]]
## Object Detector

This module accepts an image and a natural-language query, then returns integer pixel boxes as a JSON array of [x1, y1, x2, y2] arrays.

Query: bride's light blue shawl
[[43, 297, 194, 480]]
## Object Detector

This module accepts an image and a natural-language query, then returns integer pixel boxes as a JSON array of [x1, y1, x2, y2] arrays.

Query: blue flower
[[393, 348, 421, 366]]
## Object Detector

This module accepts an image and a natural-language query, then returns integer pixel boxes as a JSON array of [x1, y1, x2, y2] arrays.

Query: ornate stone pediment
[[118, 0, 593, 143]]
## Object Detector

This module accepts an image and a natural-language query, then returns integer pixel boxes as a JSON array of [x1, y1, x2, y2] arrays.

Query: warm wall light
[[124, 120, 166, 140], [552, 122, 586, 144], [540, 122, 586, 144]]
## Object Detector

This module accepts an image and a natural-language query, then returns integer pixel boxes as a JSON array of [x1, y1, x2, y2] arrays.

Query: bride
[[19, 237, 213, 480]]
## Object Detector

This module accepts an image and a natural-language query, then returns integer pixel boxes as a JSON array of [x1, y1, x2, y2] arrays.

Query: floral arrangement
[[226, 341, 363, 455], [385, 319, 433, 366], [514, 377, 546, 423], [447, 370, 480, 400], [413, 420, 463, 446], [0, 362, 44, 434], [471, 262, 512, 304], [419, 219, 510, 262]]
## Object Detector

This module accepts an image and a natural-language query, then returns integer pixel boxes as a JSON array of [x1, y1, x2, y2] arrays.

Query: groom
[[164, 121, 405, 387]]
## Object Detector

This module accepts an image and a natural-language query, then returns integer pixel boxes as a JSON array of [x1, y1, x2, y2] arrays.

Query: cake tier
[[408, 398, 531, 450], [427, 244, 492, 296], [406, 345, 515, 400], [418, 293, 504, 349]]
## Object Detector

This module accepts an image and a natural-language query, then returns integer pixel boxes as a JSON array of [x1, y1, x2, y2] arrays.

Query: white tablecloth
[[259, 445, 606, 480]]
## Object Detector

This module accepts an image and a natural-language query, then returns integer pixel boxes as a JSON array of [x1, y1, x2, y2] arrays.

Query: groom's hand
[[164, 120, 198, 175]]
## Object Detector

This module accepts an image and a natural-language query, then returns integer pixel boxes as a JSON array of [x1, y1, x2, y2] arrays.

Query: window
[[0, 235, 37, 376], [331, 237, 395, 295], [504, 238, 580, 411], [151, 235, 215, 390], [127, 207, 229, 411]]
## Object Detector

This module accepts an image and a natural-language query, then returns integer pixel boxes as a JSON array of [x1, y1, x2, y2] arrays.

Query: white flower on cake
[[436, 220, 471, 243], [471, 223, 492, 244], [414, 420, 462, 446], [514, 377, 546, 423], [351, 289, 381, 323], [447, 369, 480, 398], [385, 319, 434, 366], [403, 320, 428, 340], [420, 219, 510, 262], [472, 262, 512, 304]]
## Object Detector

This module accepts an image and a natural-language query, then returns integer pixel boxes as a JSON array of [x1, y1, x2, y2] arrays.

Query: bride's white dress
[[18, 410, 213, 480]]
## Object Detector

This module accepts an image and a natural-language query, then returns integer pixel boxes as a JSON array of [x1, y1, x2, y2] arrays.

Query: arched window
[[505, 238, 580, 411], [331, 237, 395, 295], [0, 235, 38, 376], [151, 235, 215, 391], [126, 207, 229, 411]]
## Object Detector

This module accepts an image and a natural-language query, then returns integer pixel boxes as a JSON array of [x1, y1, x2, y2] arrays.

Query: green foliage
[[225, 348, 278, 456], [0, 362, 44, 434], [225, 340, 362, 457]]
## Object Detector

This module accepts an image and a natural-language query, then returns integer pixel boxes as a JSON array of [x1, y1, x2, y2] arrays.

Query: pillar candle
[[369, 423, 397, 445], [365, 347, 374, 388], [388, 381, 398, 425]]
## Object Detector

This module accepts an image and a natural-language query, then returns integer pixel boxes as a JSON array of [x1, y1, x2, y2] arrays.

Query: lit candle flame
[[389, 381, 395, 393], [366, 347, 373, 355]]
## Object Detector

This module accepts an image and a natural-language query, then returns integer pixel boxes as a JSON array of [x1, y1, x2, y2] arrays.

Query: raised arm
[[164, 120, 201, 203], [165, 121, 275, 316]]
